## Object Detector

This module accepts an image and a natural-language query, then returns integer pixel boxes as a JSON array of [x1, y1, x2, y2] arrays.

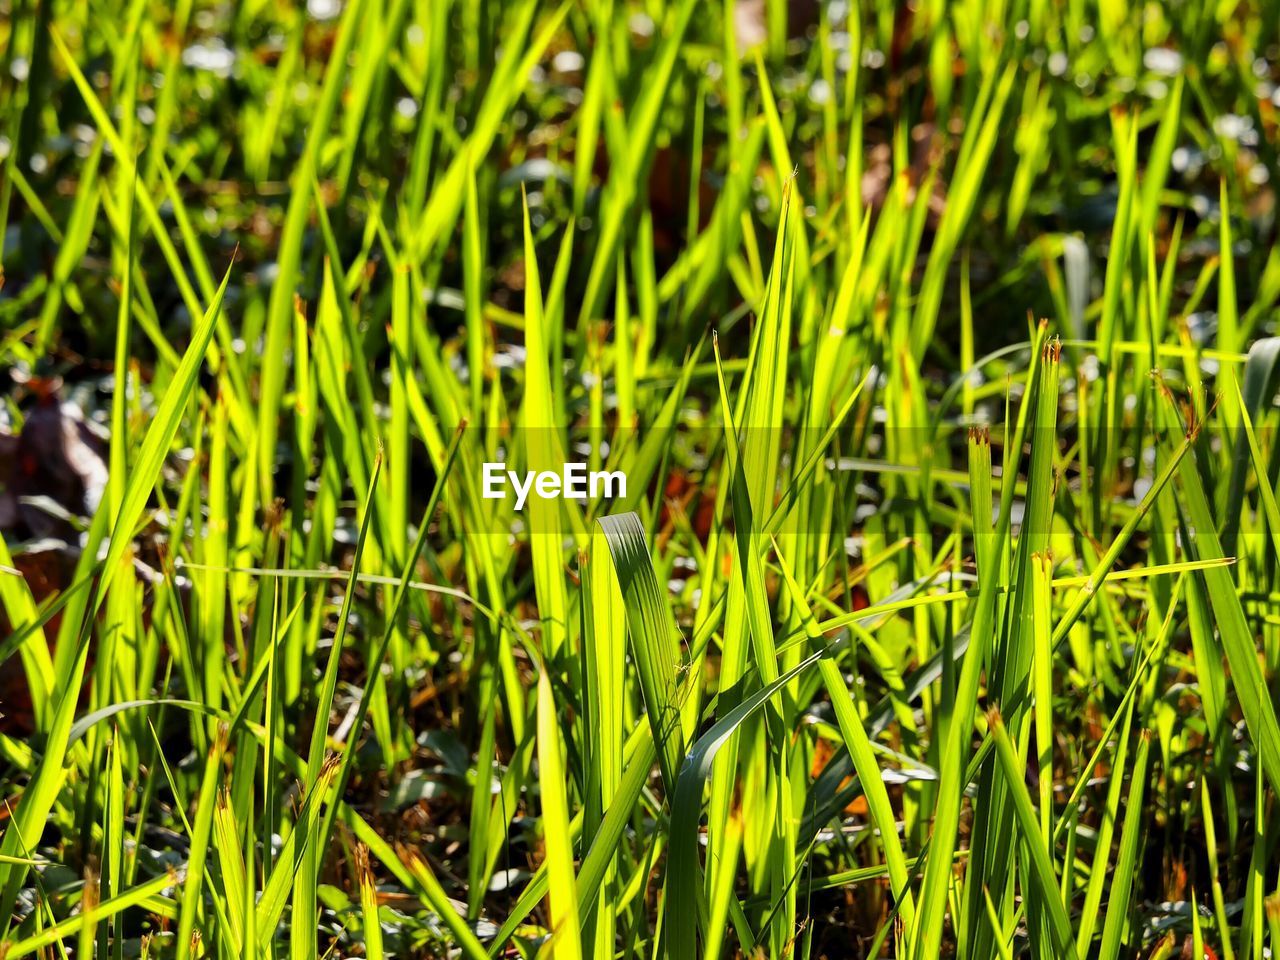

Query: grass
[[2, 0, 1280, 957]]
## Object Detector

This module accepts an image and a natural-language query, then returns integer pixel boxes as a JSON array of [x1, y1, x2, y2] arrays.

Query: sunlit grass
[[2, 0, 1280, 958]]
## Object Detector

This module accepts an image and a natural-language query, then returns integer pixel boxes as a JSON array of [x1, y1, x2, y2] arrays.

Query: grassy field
[[2, 0, 1280, 957]]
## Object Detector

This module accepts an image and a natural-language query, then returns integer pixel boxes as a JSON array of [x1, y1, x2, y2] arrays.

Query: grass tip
[[354, 841, 374, 884], [1042, 334, 1061, 363], [1265, 893, 1280, 920]]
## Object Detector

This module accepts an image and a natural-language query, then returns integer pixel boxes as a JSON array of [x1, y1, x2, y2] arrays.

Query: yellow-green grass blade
[[1228, 375, 1280, 567], [773, 537, 916, 927], [0, 258, 234, 927], [411, 0, 568, 262], [1223, 337, 1280, 553], [4, 869, 177, 960], [1159, 383, 1280, 795], [580, 529, 626, 957], [0, 531, 53, 730], [210, 790, 246, 955], [535, 666, 583, 960], [393, 841, 490, 960], [596, 512, 687, 795], [666, 646, 830, 958], [966, 339, 1061, 959], [576, 0, 697, 328], [912, 322, 1050, 960], [292, 448, 382, 960], [911, 63, 1017, 362], [485, 729, 661, 954], [47, 29, 219, 359], [255, 0, 367, 502], [1075, 687, 1138, 951], [355, 843, 384, 960], [314, 422, 468, 858], [253, 755, 342, 951], [520, 196, 572, 657], [987, 710, 1079, 960], [1096, 730, 1152, 960], [705, 179, 797, 948], [175, 724, 228, 960]]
